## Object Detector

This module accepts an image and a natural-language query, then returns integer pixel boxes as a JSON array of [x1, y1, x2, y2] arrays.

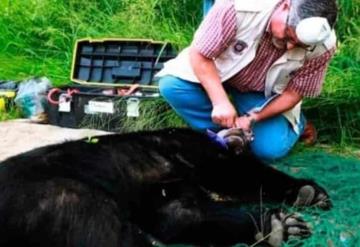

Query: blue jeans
[[159, 76, 306, 161]]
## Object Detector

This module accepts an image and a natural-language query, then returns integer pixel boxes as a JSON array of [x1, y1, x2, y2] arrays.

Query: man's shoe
[[300, 122, 317, 145]]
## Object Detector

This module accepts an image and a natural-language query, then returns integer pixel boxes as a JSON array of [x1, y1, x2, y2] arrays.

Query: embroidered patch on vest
[[233, 40, 248, 53]]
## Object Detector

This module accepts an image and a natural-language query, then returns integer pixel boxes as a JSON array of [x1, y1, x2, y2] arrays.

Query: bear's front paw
[[293, 185, 332, 209], [255, 212, 311, 247]]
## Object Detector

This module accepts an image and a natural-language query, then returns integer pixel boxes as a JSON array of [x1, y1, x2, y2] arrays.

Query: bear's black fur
[[0, 128, 330, 247]]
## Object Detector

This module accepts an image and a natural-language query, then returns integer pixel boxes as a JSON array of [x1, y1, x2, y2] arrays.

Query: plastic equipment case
[[46, 39, 177, 131]]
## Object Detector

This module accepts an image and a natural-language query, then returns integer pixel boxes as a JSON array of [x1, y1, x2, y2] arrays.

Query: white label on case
[[88, 101, 114, 114], [58, 94, 71, 112]]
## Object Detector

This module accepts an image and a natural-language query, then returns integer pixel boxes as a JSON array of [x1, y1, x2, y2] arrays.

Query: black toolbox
[[46, 39, 177, 132]]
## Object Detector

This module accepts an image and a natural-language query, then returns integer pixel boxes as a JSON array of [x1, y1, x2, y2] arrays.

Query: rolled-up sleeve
[[191, 0, 237, 59], [287, 48, 336, 97]]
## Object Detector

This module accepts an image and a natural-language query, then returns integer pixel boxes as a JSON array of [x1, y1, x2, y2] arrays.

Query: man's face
[[269, 0, 308, 50]]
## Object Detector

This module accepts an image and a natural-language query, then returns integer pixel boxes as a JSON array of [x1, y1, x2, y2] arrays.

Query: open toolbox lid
[[70, 38, 177, 90]]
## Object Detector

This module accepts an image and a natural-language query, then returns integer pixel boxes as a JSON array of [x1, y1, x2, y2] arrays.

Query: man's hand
[[189, 47, 237, 128], [212, 101, 238, 128], [235, 113, 258, 131], [234, 89, 302, 131]]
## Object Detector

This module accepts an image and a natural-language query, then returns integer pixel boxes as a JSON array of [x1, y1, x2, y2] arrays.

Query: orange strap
[[117, 84, 140, 96], [47, 88, 79, 105]]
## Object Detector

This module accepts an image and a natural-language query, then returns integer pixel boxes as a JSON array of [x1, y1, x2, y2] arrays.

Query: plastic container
[[46, 39, 177, 131]]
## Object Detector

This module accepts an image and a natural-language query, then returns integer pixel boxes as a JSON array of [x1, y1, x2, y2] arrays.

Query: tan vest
[[156, 0, 336, 134]]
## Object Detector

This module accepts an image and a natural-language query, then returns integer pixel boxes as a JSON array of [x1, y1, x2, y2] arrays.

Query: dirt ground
[[0, 119, 111, 162]]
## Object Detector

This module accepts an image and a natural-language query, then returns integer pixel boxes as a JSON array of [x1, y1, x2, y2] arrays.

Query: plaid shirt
[[192, 0, 335, 97]]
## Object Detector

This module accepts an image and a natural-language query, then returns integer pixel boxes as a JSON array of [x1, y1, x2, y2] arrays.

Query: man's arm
[[236, 47, 335, 130], [189, 47, 237, 128], [188, 1, 237, 128], [235, 88, 302, 130]]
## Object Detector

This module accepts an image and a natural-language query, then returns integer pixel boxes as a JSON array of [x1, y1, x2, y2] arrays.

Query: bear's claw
[[293, 185, 332, 209]]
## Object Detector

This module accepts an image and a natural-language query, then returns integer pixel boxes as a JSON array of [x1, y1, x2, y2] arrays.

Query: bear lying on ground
[[0, 128, 331, 247]]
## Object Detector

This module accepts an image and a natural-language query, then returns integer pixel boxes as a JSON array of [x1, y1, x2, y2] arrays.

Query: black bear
[[0, 128, 331, 247]]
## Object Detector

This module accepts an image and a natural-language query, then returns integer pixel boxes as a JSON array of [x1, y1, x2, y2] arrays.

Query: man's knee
[[249, 116, 300, 161], [250, 140, 292, 161], [158, 76, 175, 101]]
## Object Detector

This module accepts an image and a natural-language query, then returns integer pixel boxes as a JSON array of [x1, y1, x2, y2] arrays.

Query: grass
[[0, 105, 20, 121]]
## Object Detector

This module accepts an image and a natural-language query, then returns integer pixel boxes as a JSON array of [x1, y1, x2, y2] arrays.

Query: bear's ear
[[206, 129, 217, 139], [217, 128, 254, 155], [206, 129, 229, 149], [206, 128, 254, 154]]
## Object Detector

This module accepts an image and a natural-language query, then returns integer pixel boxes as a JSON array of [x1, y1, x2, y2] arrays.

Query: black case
[[46, 39, 177, 131]]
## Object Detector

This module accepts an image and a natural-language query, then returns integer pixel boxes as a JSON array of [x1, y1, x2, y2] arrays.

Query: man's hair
[[288, 0, 338, 28]]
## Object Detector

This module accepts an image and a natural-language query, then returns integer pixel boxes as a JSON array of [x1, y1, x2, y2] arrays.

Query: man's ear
[[283, 0, 291, 10]]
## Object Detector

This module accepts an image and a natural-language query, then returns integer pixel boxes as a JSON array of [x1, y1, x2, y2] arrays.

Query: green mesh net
[[162, 151, 360, 247], [275, 151, 360, 247]]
